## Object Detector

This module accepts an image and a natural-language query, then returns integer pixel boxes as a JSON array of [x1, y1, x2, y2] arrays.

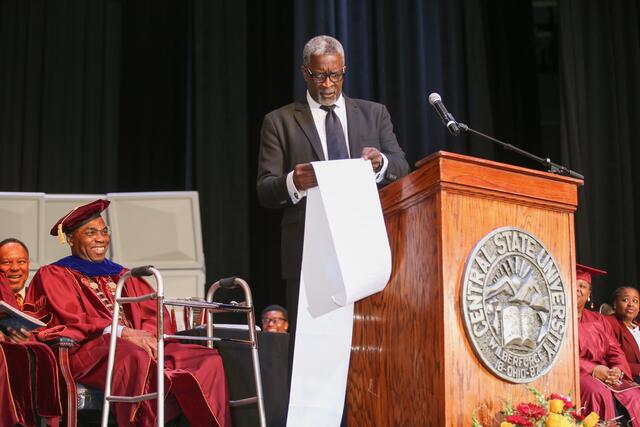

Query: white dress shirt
[[287, 92, 388, 203], [628, 323, 640, 351]]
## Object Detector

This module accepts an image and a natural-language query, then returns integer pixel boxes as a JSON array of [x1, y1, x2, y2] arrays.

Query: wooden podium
[[347, 151, 583, 426]]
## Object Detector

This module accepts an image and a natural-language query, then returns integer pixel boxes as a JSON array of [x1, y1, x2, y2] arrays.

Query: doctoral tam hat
[[49, 199, 110, 243]]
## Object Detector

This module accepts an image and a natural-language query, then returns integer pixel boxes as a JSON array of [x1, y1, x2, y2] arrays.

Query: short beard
[[316, 91, 339, 106]]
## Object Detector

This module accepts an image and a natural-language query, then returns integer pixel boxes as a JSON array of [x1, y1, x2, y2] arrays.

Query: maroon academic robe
[[0, 273, 61, 427], [579, 309, 640, 425], [0, 273, 22, 426], [26, 264, 231, 427], [605, 315, 640, 377]]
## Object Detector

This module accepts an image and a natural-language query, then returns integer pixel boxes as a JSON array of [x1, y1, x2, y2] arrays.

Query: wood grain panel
[[441, 192, 578, 425], [348, 195, 444, 426], [347, 151, 581, 426], [381, 151, 582, 217]]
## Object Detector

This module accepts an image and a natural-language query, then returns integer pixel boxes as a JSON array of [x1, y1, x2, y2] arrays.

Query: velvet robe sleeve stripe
[[25, 341, 63, 417], [0, 272, 62, 425], [26, 265, 114, 343], [0, 343, 21, 426]]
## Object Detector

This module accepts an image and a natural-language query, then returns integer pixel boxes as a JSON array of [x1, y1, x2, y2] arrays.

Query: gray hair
[[302, 35, 345, 66]]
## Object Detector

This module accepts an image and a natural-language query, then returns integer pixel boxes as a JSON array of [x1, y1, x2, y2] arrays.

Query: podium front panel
[[347, 152, 581, 427]]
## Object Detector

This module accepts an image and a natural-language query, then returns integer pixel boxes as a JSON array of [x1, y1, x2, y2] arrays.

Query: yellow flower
[[545, 412, 571, 427], [582, 412, 600, 427], [548, 399, 565, 414], [499, 423, 513, 427]]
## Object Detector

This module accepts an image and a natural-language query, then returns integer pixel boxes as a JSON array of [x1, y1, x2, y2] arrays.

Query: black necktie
[[320, 105, 349, 160]]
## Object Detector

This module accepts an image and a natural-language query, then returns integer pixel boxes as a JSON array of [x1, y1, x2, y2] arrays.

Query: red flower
[[549, 393, 575, 410], [515, 403, 546, 419], [569, 410, 585, 421], [506, 414, 534, 426]]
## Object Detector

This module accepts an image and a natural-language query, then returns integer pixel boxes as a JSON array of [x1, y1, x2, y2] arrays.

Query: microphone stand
[[456, 122, 584, 180]]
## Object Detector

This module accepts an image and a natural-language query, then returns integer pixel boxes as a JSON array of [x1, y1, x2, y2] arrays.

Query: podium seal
[[461, 227, 568, 383]]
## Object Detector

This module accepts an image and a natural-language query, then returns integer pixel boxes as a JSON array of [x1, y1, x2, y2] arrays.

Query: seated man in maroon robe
[[577, 264, 640, 425], [0, 271, 61, 427], [0, 237, 31, 309], [605, 286, 640, 382], [26, 199, 231, 427]]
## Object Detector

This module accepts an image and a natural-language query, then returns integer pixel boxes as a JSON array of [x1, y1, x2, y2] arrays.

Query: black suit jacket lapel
[[294, 100, 325, 161], [345, 96, 362, 159]]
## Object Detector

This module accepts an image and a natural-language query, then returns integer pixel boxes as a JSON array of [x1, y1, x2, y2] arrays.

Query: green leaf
[[505, 399, 513, 416], [527, 386, 546, 406], [471, 411, 483, 427]]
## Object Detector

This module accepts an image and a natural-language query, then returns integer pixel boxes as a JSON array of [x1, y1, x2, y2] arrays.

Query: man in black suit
[[256, 35, 409, 334]]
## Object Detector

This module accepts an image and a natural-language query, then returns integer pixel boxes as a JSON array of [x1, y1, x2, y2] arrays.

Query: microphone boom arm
[[457, 122, 584, 180]]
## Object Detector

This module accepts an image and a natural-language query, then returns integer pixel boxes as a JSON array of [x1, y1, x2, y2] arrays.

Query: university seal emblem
[[461, 227, 568, 383]]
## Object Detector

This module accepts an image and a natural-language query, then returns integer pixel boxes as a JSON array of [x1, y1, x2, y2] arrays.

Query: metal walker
[[101, 266, 266, 427]]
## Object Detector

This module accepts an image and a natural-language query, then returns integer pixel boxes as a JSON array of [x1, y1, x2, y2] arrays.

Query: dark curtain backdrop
[[293, 0, 548, 176], [191, 0, 249, 284], [1, 0, 638, 311], [0, 0, 121, 192], [559, 0, 640, 305], [0, 0, 254, 300]]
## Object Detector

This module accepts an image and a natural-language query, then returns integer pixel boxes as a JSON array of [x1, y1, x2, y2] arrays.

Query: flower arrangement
[[472, 388, 602, 427]]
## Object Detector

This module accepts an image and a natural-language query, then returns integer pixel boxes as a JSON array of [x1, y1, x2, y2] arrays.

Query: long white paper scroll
[[286, 158, 392, 427]]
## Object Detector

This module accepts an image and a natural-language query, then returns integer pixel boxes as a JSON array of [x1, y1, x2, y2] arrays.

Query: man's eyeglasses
[[83, 227, 111, 238], [305, 66, 346, 84], [262, 317, 286, 325]]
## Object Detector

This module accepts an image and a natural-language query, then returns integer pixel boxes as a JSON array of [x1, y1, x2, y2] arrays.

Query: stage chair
[[48, 337, 107, 426], [101, 267, 266, 427]]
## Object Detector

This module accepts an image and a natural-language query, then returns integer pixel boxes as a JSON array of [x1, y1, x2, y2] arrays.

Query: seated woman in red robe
[[577, 264, 640, 426], [26, 199, 231, 427], [0, 271, 61, 427], [605, 286, 640, 382]]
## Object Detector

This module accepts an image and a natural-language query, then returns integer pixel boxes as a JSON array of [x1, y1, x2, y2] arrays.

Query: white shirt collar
[[306, 91, 345, 110]]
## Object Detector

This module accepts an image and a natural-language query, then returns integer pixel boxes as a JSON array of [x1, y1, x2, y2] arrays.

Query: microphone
[[428, 93, 460, 136], [425, 93, 584, 179]]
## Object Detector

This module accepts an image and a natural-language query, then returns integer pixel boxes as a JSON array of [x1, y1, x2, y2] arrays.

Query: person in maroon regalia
[[0, 238, 31, 308], [605, 286, 640, 382], [26, 199, 231, 427], [577, 264, 640, 425], [0, 271, 61, 427]]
